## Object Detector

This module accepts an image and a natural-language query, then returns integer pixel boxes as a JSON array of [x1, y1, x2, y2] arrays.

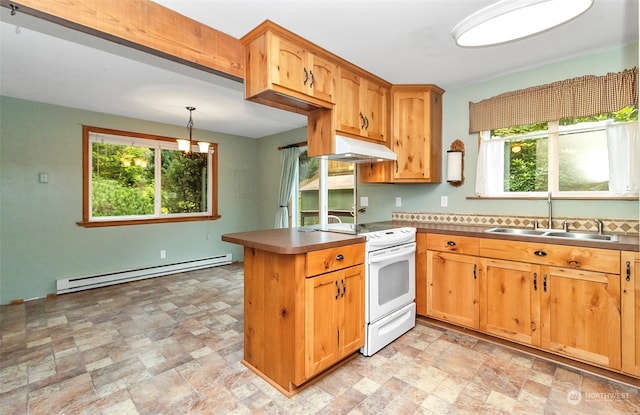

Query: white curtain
[[274, 147, 301, 228], [606, 121, 639, 196], [475, 131, 505, 196]]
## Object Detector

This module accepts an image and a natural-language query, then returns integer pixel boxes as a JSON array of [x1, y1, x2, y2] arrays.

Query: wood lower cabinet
[[481, 258, 541, 346], [242, 243, 364, 395], [305, 265, 364, 378], [425, 233, 480, 328], [621, 251, 640, 376], [419, 232, 628, 374], [427, 250, 480, 328], [540, 266, 621, 369]]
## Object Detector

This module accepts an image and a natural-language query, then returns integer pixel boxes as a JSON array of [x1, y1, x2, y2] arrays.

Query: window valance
[[468, 67, 638, 133]]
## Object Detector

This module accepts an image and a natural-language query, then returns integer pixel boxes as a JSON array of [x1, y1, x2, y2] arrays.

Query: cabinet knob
[[533, 250, 547, 257], [336, 254, 344, 261], [447, 241, 456, 246]]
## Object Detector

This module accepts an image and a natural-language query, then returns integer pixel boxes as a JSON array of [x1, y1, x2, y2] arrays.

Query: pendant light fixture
[[452, 0, 593, 47], [177, 106, 210, 153]]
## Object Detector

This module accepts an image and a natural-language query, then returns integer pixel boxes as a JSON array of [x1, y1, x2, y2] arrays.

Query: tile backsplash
[[392, 211, 640, 236]]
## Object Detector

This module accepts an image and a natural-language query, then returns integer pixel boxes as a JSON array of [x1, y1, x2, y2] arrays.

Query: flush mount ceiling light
[[452, 0, 593, 47]]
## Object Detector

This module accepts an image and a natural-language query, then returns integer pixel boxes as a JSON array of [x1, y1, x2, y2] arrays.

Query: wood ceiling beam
[[2, 0, 244, 81]]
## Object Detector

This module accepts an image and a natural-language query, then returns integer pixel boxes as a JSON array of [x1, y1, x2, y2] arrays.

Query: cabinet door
[[392, 90, 428, 180], [541, 266, 621, 370], [308, 53, 336, 103], [427, 251, 479, 328], [481, 259, 540, 346], [305, 271, 340, 378], [621, 251, 640, 376], [339, 265, 365, 356], [273, 35, 308, 95], [304, 265, 364, 379], [362, 80, 388, 142], [335, 67, 364, 136]]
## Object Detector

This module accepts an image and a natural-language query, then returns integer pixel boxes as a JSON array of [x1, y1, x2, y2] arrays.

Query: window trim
[[78, 125, 220, 228]]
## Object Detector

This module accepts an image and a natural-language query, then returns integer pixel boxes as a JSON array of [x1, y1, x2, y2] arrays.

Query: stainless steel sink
[[543, 231, 619, 242], [485, 227, 547, 236], [484, 227, 618, 242]]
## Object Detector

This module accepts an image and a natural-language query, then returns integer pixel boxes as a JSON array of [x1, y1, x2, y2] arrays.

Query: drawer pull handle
[[309, 70, 315, 88], [341, 279, 346, 297], [447, 241, 456, 246], [303, 68, 309, 85], [473, 264, 477, 279], [534, 250, 547, 257], [627, 261, 631, 282], [336, 254, 344, 261], [543, 275, 548, 292], [533, 273, 537, 291], [335, 281, 340, 299]]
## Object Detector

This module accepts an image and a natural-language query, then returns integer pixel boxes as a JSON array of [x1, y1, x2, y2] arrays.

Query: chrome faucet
[[594, 219, 604, 235], [547, 191, 553, 229], [562, 220, 570, 232]]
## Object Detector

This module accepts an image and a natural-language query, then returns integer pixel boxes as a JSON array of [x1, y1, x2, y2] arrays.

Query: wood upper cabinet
[[621, 251, 640, 376], [335, 66, 389, 142], [241, 21, 337, 114], [305, 264, 364, 379], [360, 85, 444, 183], [540, 266, 621, 370]]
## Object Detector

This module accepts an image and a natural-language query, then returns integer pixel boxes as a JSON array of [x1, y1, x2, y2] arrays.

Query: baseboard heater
[[56, 254, 232, 294]]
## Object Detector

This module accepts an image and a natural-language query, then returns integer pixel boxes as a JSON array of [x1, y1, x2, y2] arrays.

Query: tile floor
[[1, 263, 638, 414]]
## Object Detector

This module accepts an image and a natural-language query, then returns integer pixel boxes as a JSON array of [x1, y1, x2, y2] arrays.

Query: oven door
[[367, 242, 416, 323]]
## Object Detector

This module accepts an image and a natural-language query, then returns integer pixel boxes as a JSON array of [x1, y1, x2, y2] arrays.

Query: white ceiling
[[1, 0, 638, 138]]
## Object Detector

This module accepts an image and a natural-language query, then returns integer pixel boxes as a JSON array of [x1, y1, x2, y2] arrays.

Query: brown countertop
[[222, 227, 366, 254], [391, 220, 639, 252], [222, 221, 639, 254]]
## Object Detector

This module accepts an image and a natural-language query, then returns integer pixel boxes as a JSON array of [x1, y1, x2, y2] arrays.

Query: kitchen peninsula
[[222, 228, 366, 396]]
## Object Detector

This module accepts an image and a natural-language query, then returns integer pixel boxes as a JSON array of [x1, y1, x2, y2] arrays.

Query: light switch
[[440, 196, 448, 207], [395, 197, 402, 207], [360, 196, 369, 207]]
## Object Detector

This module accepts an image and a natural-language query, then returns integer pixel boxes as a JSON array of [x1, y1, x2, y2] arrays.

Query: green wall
[[0, 97, 257, 304], [2, 42, 638, 304]]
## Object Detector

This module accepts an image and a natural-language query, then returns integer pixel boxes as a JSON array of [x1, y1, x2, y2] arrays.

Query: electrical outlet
[[360, 196, 369, 207], [440, 196, 448, 207], [160, 250, 166, 259], [395, 197, 402, 207]]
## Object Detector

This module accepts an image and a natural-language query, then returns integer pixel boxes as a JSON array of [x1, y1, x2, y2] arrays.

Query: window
[[476, 106, 638, 197], [295, 150, 356, 226], [79, 126, 219, 227]]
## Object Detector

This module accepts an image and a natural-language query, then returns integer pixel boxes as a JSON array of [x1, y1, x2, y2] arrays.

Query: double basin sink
[[485, 227, 619, 242]]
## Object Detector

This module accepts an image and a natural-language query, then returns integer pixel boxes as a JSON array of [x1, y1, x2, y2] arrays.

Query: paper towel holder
[[446, 139, 464, 187]]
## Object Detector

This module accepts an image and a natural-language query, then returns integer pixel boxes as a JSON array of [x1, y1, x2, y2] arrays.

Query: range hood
[[320, 136, 397, 163]]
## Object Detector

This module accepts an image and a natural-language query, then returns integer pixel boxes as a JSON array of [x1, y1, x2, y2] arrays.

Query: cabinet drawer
[[427, 233, 479, 255], [479, 239, 620, 274], [306, 244, 364, 277]]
